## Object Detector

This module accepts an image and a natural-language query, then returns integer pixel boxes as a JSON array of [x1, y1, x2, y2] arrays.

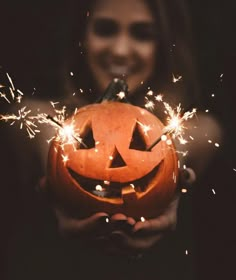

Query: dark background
[[0, 1, 236, 279]]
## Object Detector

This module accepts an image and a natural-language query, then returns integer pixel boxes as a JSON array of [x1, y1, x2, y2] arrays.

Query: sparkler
[[146, 103, 197, 151], [0, 73, 88, 146]]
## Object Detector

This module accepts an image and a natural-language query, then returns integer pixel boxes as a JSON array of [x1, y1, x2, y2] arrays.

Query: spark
[[117, 91, 126, 99], [144, 97, 155, 110], [181, 188, 188, 193], [16, 95, 23, 103], [146, 103, 196, 151], [155, 94, 163, 102], [6, 72, 15, 91], [0, 92, 11, 103], [70, 72, 74, 76], [62, 154, 69, 164], [0, 106, 39, 139], [146, 90, 153, 96], [17, 89, 24, 96], [215, 143, 220, 148], [172, 74, 182, 83], [137, 120, 151, 135], [140, 217, 146, 222], [179, 135, 188, 145], [164, 103, 196, 140], [233, 168, 236, 172], [212, 188, 216, 195], [95, 185, 103, 191], [161, 134, 167, 141], [44, 114, 87, 150]]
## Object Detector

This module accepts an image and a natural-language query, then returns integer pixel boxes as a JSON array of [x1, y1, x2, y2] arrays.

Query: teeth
[[109, 66, 130, 76]]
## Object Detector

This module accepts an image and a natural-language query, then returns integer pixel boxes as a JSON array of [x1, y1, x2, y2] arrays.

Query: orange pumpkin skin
[[47, 101, 179, 219]]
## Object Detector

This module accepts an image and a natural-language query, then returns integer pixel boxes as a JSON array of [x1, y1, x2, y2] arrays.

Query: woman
[[53, 0, 221, 245], [5, 0, 222, 279]]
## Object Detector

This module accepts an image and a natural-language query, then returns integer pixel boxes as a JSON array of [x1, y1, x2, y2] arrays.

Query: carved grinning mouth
[[68, 163, 162, 199]]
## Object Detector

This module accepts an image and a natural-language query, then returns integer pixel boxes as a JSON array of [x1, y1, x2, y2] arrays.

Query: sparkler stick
[[46, 115, 88, 148], [146, 130, 170, 151]]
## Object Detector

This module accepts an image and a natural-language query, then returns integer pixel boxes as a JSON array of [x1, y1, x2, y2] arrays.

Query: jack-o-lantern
[[47, 100, 179, 219]]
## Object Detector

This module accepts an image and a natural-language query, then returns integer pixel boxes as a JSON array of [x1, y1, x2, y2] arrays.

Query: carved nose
[[109, 147, 126, 168]]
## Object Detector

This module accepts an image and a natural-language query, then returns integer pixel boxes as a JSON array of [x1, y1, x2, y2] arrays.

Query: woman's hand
[[37, 167, 195, 254], [108, 194, 179, 255]]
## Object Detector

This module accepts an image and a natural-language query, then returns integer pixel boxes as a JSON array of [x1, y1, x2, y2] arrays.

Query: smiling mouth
[[68, 163, 162, 199], [109, 65, 130, 77]]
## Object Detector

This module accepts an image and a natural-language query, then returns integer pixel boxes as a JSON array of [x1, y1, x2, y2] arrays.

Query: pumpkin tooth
[[122, 185, 137, 204]]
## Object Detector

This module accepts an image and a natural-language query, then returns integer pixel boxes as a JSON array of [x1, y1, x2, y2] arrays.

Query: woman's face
[[85, 0, 157, 95]]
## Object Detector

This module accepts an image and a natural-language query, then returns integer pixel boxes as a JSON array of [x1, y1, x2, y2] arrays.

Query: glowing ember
[[155, 94, 163, 102], [62, 154, 69, 164], [137, 120, 151, 135], [147, 90, 153, 96], [95, 185, 103, 191], [144, 98, 155, 110], [146, 102, 196, 151], [172, 74, 182, 83], [116, 91, 126, 99]]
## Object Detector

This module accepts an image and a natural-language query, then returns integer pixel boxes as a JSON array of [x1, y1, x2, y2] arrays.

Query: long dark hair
[[60, 0, 201, 110]]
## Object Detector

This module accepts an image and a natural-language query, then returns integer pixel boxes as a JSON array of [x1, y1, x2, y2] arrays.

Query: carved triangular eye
[[79, 123, 95, 149], [110, 148, 127, 168], [129, 123, 147, 151]]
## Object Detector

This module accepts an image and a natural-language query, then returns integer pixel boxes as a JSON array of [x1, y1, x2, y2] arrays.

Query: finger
[[132, 197, 179, 234], [110, 213, 127, 221], [110, 230, 163, 252], [54, 209, 109, 237], [133, 215, 174, 235], [110, 214, 136, 232], [127, 217, 136, 226]]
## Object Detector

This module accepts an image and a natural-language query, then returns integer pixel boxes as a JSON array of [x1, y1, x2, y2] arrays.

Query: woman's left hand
[[108, 194, 179, 255]]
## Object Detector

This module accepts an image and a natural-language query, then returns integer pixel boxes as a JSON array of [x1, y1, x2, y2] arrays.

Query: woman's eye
[[130, 23, 156, 41], [92, 19, 118, 37]]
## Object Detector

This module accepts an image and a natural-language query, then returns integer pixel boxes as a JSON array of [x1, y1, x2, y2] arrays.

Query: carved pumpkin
[[47, 101, 179, 219]]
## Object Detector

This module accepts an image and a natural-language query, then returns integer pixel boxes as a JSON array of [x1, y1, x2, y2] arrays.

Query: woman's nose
[[110, 33, 132, 59]]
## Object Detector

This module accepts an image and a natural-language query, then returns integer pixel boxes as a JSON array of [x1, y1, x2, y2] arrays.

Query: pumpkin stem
[[95, 78, 129, 103]]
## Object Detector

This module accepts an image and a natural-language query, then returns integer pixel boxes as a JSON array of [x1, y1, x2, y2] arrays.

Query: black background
[[0, 1, 236, 279]]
